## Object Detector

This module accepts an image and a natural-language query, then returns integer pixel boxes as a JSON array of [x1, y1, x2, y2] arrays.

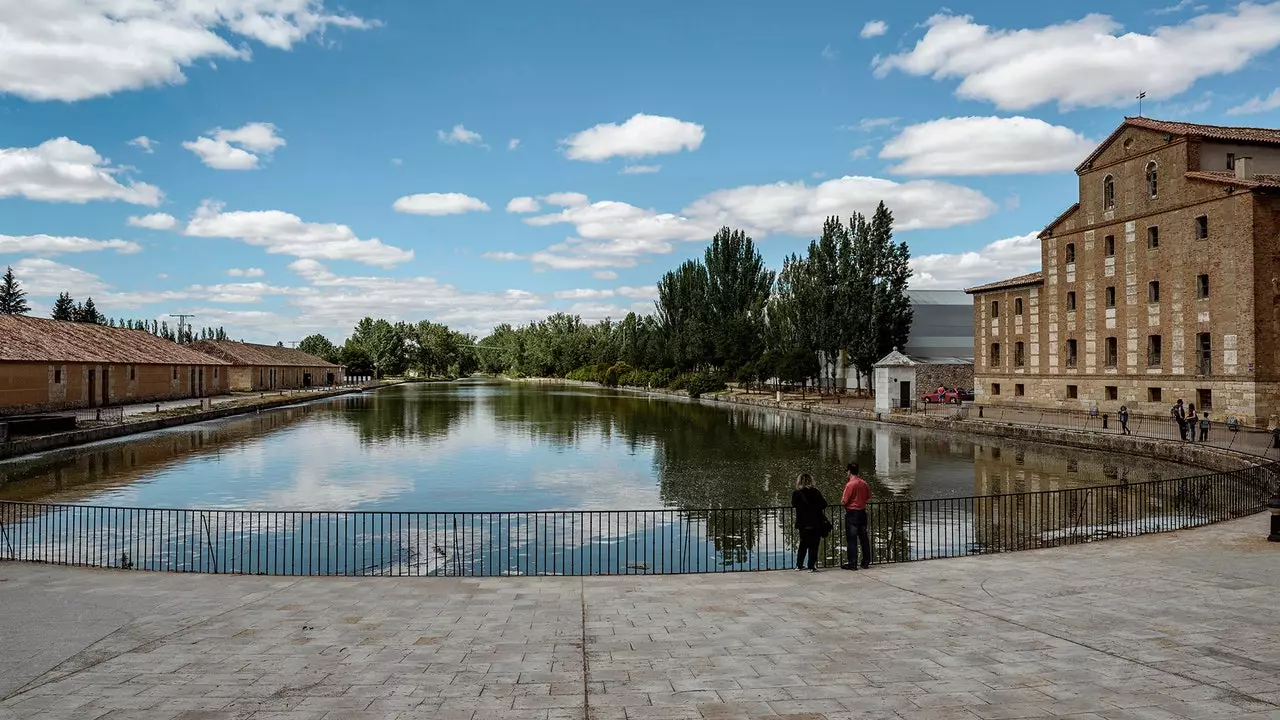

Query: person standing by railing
[[840, 462, 871, 570], [1199, 412, 1210, 443], [1119, 405, 1131, 435], [1172, 399, 1187, 441], [791, 473, 829, 573]]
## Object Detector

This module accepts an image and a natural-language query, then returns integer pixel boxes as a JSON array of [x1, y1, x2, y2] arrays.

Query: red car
[[920, 388, 963, 404]]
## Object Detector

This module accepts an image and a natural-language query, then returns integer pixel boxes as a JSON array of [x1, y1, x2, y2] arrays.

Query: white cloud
[[554, 288, 614, 300], [508, 138, 520, 150], [0, 1, 376, 102], [506, 196, 541, 213], [621, 164, 661, 174], [392, 193, 490, 216], [127, 213, 178, 230], [1152, 0, 1200, 15], [391, 158, 403, 165], [850, 145, 871, 160], [561, 114, 705, 161], [1228, 87, 1280, 115], [183, 122, 284, 170], [592, 270, 618, 280], [873, 5, 1280, 111], [227, 268, 265, 278], [437, 124, 483, 145], [0, 234, 141, 256], [821, 44, 840, 60], [844, 117, 898, 132], [880, 117, 1095, 176], [184, 200, 413, 268], [615, 285, 658, 300], [543, 192, 589, 207], [0, 137, 162, 205], [860, 20, 888, 38], [128, 136, 156, 153], [910, 232, 1041, 289], [11, 258, 188, 308], [187, 280, 304, 304], [481, 251, 524, 262]]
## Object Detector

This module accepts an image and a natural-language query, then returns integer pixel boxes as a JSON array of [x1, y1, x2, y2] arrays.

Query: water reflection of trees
[[335, 390, 473, 445]]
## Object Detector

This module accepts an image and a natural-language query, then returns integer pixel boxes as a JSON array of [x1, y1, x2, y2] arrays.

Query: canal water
[[0, 380, 1224, 575]]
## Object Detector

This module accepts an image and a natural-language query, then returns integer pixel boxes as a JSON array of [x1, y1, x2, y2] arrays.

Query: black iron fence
[[2, 463, 1272, 577], [72, 406, 126, 426]]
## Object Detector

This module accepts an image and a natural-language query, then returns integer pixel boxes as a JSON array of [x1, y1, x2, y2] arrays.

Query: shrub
[[650, 368, 676, 388], [566, 366, 602, 383], [679, 371, 727, 399], [603, 362, 632, 387]]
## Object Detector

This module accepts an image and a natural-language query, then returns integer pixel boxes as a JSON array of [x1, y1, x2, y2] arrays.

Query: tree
[[74, 297, 105, 324], [0, 266, 30, 315], [702, 227, 774, 374], [847, 202, 914, 382], [298, 334, 338, 363], [350, 317, 405, 379], [50, 292, 77, 321], [656, 259, 709, 371]]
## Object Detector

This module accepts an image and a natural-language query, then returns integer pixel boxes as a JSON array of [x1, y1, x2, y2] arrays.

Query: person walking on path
[[791, 473, 828, 572], [1172, 399, 1187, 441], [1199, 412, 1210, 442], [1118, 405, 1131, 435], [840, 462, 872, 570]]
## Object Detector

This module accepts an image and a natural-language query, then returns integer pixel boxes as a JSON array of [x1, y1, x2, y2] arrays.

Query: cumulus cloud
[[0, 137, 162, 205], [910, 232, 1042, 289], [0, 1, 376, 102], [127, 212, 178, 230], [1228, 87, 1280, 115], [860, 20, 888, 38], [880, 117, 1095, 175], [0, 234, 141, 256], [186, 280, 304, 304], [873, 5, 1280, 111], [561, 114, 705, 161], [437, 124, 483, 145], [11, 258, 188, 308], [393, 193, 490, 216], [592, 270, 618, 280], [621, 164, 661, 174], [506, 196, 541, 213], [128, 136, 156, 153], [227, 267, 265, 278], [183, 122, 284, 170], [184, 200, 413, 267]]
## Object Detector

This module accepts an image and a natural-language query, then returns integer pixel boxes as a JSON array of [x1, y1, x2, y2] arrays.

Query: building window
[[54, 367, 62, 384], [1014, 297, 1023, 315], [1197, 389, 1213, 411], [1014, 341, 1025, 367], [1226, 153, 1235, 171], [1148, 335, 1163, 366], [1103, 175, 1115, 210], [1149, 281, 1161, 303], [1197, 333, 1212, 375], [1106, 386, 1118, 401], [1147, 226, 1159, 249], [990, 342, 1001, 367], [1105, 286, 1116, 308], [1105, 337, 1118, 367], [1196, 215, 1208, 240], [1105, 235, 1115, 257], [1067, 385, 1078, 399], [1146, 161, 1158, 197], [1149, 387, 1163, 402], [173, 366, 178, 380], [1196, 274, 1209, 299], [129, 365, 135, 381], [1065, 339, 1078, 368], [991, 382, 1001, 396], [214, 367, 219, 379], [991, 300, 999, 318], [1066, 243, 1076, 264], [1066, 291, 1077, 311], [1015, 384, 1025, 397]]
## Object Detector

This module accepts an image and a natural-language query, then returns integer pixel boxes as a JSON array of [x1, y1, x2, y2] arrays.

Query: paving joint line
[[579, 576, 591, 720], [869, 572, 1279, 710]]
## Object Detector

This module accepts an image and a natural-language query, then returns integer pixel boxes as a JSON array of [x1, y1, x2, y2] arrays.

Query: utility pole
[[169, 313, 194, 343]]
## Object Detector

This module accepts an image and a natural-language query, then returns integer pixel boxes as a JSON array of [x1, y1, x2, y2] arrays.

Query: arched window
[[1146, 162, 1158, 198], [1103, 175, 1115, 210]]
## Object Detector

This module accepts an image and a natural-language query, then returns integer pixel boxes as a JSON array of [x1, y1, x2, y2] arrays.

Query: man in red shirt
[[840, 462, 872, 570]]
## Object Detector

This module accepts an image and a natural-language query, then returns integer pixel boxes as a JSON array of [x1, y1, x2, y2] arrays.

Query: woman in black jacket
[[791, 473, 828, 572]]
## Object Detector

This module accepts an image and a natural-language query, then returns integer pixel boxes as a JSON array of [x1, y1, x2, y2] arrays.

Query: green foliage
[[298, 334, 339, 363], [679, 371, 727, 399], [603, 362, 631, 387], [51, 292, 77, 321], [0, 266, 30, 315]]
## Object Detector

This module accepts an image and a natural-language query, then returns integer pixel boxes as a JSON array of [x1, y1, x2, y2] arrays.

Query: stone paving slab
[[0, 516, 1277, 720]]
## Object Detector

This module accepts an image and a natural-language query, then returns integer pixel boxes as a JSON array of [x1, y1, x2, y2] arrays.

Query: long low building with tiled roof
[[188, 340, 343, 391], [0, 314, 231, 414]]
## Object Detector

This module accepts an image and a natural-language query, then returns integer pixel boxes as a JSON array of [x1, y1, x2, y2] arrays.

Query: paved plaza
[[0, 517, 1278, 720]]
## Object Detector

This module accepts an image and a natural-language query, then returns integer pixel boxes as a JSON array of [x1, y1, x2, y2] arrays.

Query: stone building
[[967, 117, 1280, 425], [872, 348, 973, 412], [0, 315, 230, 414], [188, 340, 343, 391]]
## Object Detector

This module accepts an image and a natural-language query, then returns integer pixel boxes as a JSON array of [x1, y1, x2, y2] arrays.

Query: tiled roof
[[1077, 117, 1280, 172], [188, 340, 339, 368], [1184, 170, 1280, 189], [0, 315, 230, 365], [964, 272, 1044, 294]]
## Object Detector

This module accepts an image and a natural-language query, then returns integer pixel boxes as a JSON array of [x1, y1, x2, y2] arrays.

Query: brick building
[[967, 117, 1280, 425], [0, 315, 230, 414], [188, 340, 343, 391]]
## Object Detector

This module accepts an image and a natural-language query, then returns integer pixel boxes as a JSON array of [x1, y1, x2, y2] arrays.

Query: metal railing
[[72, 406, 125, 426], [1, 463, 1272, 577]]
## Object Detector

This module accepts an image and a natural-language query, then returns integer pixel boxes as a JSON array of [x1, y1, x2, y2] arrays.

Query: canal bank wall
[[515, 377, 1272, 474], [0, 382, 411, 462]]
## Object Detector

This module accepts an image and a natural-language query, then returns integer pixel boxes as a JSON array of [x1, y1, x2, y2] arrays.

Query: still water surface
[[1, 380, 1197, 511]]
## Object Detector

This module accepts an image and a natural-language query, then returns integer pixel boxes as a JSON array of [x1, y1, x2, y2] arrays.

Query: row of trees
[[298, 318, 480, 379]]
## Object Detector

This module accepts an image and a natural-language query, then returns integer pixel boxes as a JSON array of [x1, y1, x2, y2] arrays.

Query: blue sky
[[3, 0, 1280, 342]]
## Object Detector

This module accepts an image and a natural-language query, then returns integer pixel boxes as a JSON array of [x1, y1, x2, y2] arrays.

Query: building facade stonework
[[967, 117, 1280, 426]]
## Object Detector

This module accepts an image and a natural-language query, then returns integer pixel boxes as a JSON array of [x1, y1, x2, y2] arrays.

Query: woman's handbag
[[818, 515, 834, 538]]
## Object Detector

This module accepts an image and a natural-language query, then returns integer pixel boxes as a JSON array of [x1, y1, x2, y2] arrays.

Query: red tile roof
[[1184, 170, 1280, 189], [964, 272, 1044, 295], [0, 315, 230, 365], [188, 340, 339, 368], [1077, 117, 1280, 173]]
